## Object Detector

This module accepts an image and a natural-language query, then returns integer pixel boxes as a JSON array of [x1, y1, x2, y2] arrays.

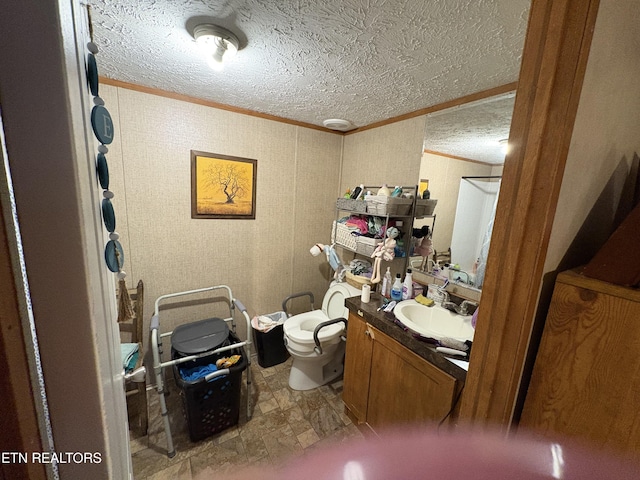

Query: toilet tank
[[322, 281, 361, 320]]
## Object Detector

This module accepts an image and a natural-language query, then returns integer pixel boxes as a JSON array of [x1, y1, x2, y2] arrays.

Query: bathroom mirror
[[412, 91, 516, 288]]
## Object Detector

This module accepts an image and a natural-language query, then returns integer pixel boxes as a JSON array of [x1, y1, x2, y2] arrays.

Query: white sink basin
[[393, 300, 475, 342]]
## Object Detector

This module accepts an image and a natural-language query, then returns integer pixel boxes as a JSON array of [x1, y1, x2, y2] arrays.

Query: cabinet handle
[[364, 328, 374, 340]]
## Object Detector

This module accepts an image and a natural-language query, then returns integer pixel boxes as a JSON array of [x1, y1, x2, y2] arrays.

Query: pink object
[[414, 236, 434, 257], [217, 429, 640, 480], [370, 228, 399, 283], [472, 308, 479, 328]]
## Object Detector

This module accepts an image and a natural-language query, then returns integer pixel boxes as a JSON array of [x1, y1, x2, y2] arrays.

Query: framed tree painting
[[191, 150, 257, 219]]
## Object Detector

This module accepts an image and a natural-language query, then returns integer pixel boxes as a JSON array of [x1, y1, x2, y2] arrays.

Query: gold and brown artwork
[[191, 151, 257, 219]]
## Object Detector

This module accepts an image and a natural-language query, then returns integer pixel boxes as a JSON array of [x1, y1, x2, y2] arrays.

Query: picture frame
[[191, 150, 257, 219]]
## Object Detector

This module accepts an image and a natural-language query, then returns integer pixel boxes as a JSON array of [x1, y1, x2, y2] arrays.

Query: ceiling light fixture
[[499, 138, 509, 154], [192, 24, 240, 71], [323, 119, 353, 131]]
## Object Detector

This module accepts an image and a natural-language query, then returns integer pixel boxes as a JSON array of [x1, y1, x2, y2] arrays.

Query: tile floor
[[128, 356, 364, 479]]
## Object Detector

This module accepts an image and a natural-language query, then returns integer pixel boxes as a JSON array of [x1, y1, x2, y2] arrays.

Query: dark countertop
[[345, 294, 468, 383]]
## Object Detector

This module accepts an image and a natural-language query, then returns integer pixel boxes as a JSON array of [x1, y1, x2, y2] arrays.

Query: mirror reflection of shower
[[450, 176, 501, 288], [414, 90, 515, 288]]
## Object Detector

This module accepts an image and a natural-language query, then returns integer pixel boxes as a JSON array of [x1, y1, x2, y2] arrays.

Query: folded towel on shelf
[[120, 343, 139, 372]]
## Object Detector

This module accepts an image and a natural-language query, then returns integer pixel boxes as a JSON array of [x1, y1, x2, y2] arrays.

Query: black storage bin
[[253, 323, 289, 368], [172, 326, 246, 442]]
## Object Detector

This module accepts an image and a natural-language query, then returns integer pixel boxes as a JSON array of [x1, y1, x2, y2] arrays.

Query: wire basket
[[336, 197, 367, 213], [365, 196, 413, 215], [332, 221, 358, 250], [356, 236, 380, 256], [415, 199, 438, 216]]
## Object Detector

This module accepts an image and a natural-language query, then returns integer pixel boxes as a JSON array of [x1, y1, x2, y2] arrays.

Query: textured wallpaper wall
[[341, 117, 426, 194], [101, 85, 343, 342]]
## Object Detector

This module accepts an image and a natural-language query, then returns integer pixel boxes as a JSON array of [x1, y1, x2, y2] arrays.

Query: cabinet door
[[367, 324, 457, 430], [342, 312, 374, 424]]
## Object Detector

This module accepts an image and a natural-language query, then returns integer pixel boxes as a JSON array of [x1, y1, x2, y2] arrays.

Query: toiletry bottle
[[390, 274, 403, 301], [402, 269, 413, 300], [381, 267, 392, 298], [432, 261, 440, 277], [377, 184, 391, 196], [441, 263, 450, 280]]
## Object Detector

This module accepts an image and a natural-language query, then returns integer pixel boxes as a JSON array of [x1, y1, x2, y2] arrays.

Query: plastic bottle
[[402, 269, 413, 300], [431, 261, 441, 277], [390, 274, 403, 301], [381, 267, 392, 298], [377, 184, 391, 196], [441, 264, 450, 281]]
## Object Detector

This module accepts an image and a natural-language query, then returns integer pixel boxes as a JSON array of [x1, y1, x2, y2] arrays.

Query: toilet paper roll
[[361, 284, 371, 303]]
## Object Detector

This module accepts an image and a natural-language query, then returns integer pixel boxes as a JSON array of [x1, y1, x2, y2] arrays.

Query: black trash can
[[252, 312, 289, 368]]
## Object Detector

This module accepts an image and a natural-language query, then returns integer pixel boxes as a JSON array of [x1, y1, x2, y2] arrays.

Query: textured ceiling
[[424, 92, 515, 164], [88, 0, 530, 163]]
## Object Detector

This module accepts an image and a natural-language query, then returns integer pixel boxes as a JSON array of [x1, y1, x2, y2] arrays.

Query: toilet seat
[[283, 311, 345, 345], [283, 282, 360, 344]]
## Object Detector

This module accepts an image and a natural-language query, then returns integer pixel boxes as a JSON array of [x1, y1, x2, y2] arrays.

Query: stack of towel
[[120, 343, 139, 373]]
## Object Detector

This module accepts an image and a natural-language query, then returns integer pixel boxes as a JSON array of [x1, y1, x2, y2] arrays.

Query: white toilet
[[283, 281, 361, 390]]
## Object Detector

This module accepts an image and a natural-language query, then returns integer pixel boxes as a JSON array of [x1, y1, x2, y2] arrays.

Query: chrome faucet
[[437, 279, 450, 303], [449, 266, 470, 285], [457, 300, 476, 315], [443, 299, 476, 315]]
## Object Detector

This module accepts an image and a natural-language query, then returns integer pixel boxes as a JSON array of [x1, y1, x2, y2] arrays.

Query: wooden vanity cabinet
[[343, 311, 458, 431]]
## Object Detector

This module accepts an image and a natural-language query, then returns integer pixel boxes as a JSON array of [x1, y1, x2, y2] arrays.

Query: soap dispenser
[[431, 261, 441, 277]]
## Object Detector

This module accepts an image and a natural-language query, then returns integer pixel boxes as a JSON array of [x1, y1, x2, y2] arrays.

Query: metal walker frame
[[150, 285, 252, 457]]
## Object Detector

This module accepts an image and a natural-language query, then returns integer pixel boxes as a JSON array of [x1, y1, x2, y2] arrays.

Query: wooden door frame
[[0, 190, 47, 479], [459, 0, 601, 427]]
